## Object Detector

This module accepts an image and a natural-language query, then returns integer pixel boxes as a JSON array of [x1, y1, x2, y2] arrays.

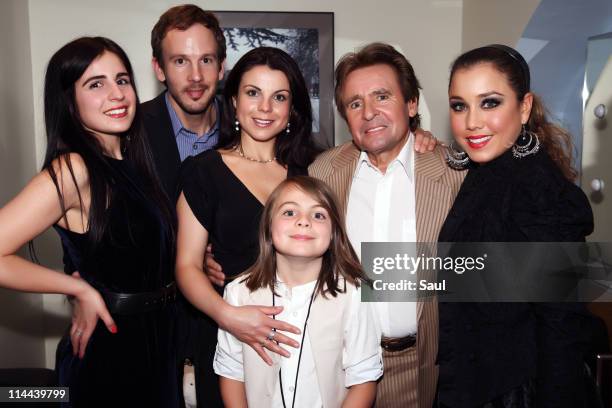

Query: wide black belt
[[380, 334, 417, 352], [101, 282, 177, 315]]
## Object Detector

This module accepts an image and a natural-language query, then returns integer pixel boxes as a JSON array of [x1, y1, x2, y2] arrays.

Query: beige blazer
[[234, 281, 369, 408], [309, 141, 465, 408]]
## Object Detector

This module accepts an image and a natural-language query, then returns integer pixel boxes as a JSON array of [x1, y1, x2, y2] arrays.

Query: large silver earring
[[234, 119, 240, 132], [446, 142, 469, 170], [286, 122, 291, 134], [512, 125, 540, 159]]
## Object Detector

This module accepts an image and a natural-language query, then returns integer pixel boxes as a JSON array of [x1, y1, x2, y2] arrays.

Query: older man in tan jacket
[[309, 42, 465, 408]]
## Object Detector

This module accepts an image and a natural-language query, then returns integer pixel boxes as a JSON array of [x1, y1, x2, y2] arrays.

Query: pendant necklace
[[272, 284, 316, 408]]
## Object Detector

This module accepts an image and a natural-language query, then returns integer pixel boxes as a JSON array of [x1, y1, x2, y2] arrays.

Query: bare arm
[[219, 377, 248, 408], [0, 156, 116, 357], [342, 382, 377, 408], [175, 192, 300, 365]]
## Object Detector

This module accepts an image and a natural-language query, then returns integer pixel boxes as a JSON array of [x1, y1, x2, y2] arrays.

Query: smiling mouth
[[466, 135, 492, 149], [364, 125, 386, 135], [253, 118, 274, 127], [290, 234, 314, 241], [104, 107, 128, 118]]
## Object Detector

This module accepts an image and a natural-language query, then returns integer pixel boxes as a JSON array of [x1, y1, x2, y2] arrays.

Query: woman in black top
[[0, 37, 177, 407], [437, 45, 594, 407], [175, 47, 321, 406]]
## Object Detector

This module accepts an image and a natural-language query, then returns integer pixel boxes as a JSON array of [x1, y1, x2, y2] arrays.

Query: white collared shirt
[[214, 277, 383, 407], [346, 134, 418, 337]]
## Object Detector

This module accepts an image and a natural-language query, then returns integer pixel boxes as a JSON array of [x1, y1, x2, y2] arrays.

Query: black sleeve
[[511, 166, 596, 406], [178, 154, 215, 231], [510, 163, 593, 241]]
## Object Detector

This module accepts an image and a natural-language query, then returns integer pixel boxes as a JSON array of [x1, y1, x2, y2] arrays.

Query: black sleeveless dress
[[179, 149, 306, 407], [54, 157, 179, 407]]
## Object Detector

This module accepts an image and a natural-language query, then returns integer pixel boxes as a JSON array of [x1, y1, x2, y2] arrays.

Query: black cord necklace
[[272, 285, 316, 408]]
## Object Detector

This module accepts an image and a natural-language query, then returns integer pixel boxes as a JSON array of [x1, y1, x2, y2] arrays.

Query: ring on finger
[[266, 329, 276, 341], [75, 329, 83, 337], [260, 339, 267, 347]]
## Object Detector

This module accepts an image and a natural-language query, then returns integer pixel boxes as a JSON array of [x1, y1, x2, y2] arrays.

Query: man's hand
[[413, 128, 438, 153], [221, 304, 301, 365], [205, 244, 225, 287]]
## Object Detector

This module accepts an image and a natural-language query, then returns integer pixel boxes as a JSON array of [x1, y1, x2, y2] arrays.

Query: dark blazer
[[141, 92, 225, 408], [141, 92, 182, 200]]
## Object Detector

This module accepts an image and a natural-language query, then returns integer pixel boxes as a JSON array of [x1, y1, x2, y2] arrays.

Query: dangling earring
[[446, 142, 469, 170], [234, 119, 240, 132], [512, 125, 540, 159], [286, 122, 291, 134]]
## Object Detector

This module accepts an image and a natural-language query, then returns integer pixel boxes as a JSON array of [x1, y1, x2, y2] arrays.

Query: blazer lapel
[[414, 150, 453, 321], [330, 144, 360, 217]]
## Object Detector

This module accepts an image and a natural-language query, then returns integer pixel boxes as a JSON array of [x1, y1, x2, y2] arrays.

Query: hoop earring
[[234, 119, 240, 133], [446, 142, 469, 170], [512, 125, 540, 159], [286, 122, 291, 134]]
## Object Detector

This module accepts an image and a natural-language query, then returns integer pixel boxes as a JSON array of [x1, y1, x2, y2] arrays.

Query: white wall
[[462, 0, 540, 51], [0, 0, 46, 368]]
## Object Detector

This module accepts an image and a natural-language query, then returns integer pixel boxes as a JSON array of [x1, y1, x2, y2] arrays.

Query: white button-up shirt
[[214, 277, 383, 407], [346, 135, 418, 338]]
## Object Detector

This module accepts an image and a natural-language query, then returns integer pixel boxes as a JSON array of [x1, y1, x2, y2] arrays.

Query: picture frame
[[214, 11, 335, 148]]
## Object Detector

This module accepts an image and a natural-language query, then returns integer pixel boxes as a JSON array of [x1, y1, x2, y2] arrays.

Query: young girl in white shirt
[[214, 176, 382, 408]]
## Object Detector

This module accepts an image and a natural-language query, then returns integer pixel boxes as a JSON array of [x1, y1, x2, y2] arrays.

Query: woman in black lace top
[[437, 45, 595, 408]]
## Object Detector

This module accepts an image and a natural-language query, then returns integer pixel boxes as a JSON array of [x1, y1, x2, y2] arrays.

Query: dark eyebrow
[[448, 91, 504, 100], [371, 88, 391, 96], [478, 91, 504, 98], [243, 84, 290, 94], [82, 72, 129, 87], [82, 75, 106, 87], [344, 94, 362, 106]]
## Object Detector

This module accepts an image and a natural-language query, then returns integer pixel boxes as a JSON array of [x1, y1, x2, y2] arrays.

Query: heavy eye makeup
[[449, 99, 466, 112], [481, 97, 502, 109]]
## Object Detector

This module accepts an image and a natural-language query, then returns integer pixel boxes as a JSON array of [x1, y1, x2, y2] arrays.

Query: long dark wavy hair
[[218, 47, 322, 169], [42, 36, 174, 244], [450, 44, 577, 181], [242, 176, 367, 298]]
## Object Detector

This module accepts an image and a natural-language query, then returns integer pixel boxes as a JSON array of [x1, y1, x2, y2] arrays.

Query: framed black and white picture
[[215, 11, 334, 147]]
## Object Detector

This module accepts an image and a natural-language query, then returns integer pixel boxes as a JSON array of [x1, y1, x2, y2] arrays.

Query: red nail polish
[[110, 325, 118, 334]]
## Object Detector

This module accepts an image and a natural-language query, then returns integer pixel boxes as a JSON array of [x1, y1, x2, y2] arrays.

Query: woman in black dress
[[437, 45, 594, 407], [175, 47, 321, 406], [0, 37, 178, 407]]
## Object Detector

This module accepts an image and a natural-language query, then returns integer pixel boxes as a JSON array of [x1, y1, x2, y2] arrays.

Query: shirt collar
[[164, 91, 220, 139], [274, 274, 318, 295], [354, 132, 415, 181]]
